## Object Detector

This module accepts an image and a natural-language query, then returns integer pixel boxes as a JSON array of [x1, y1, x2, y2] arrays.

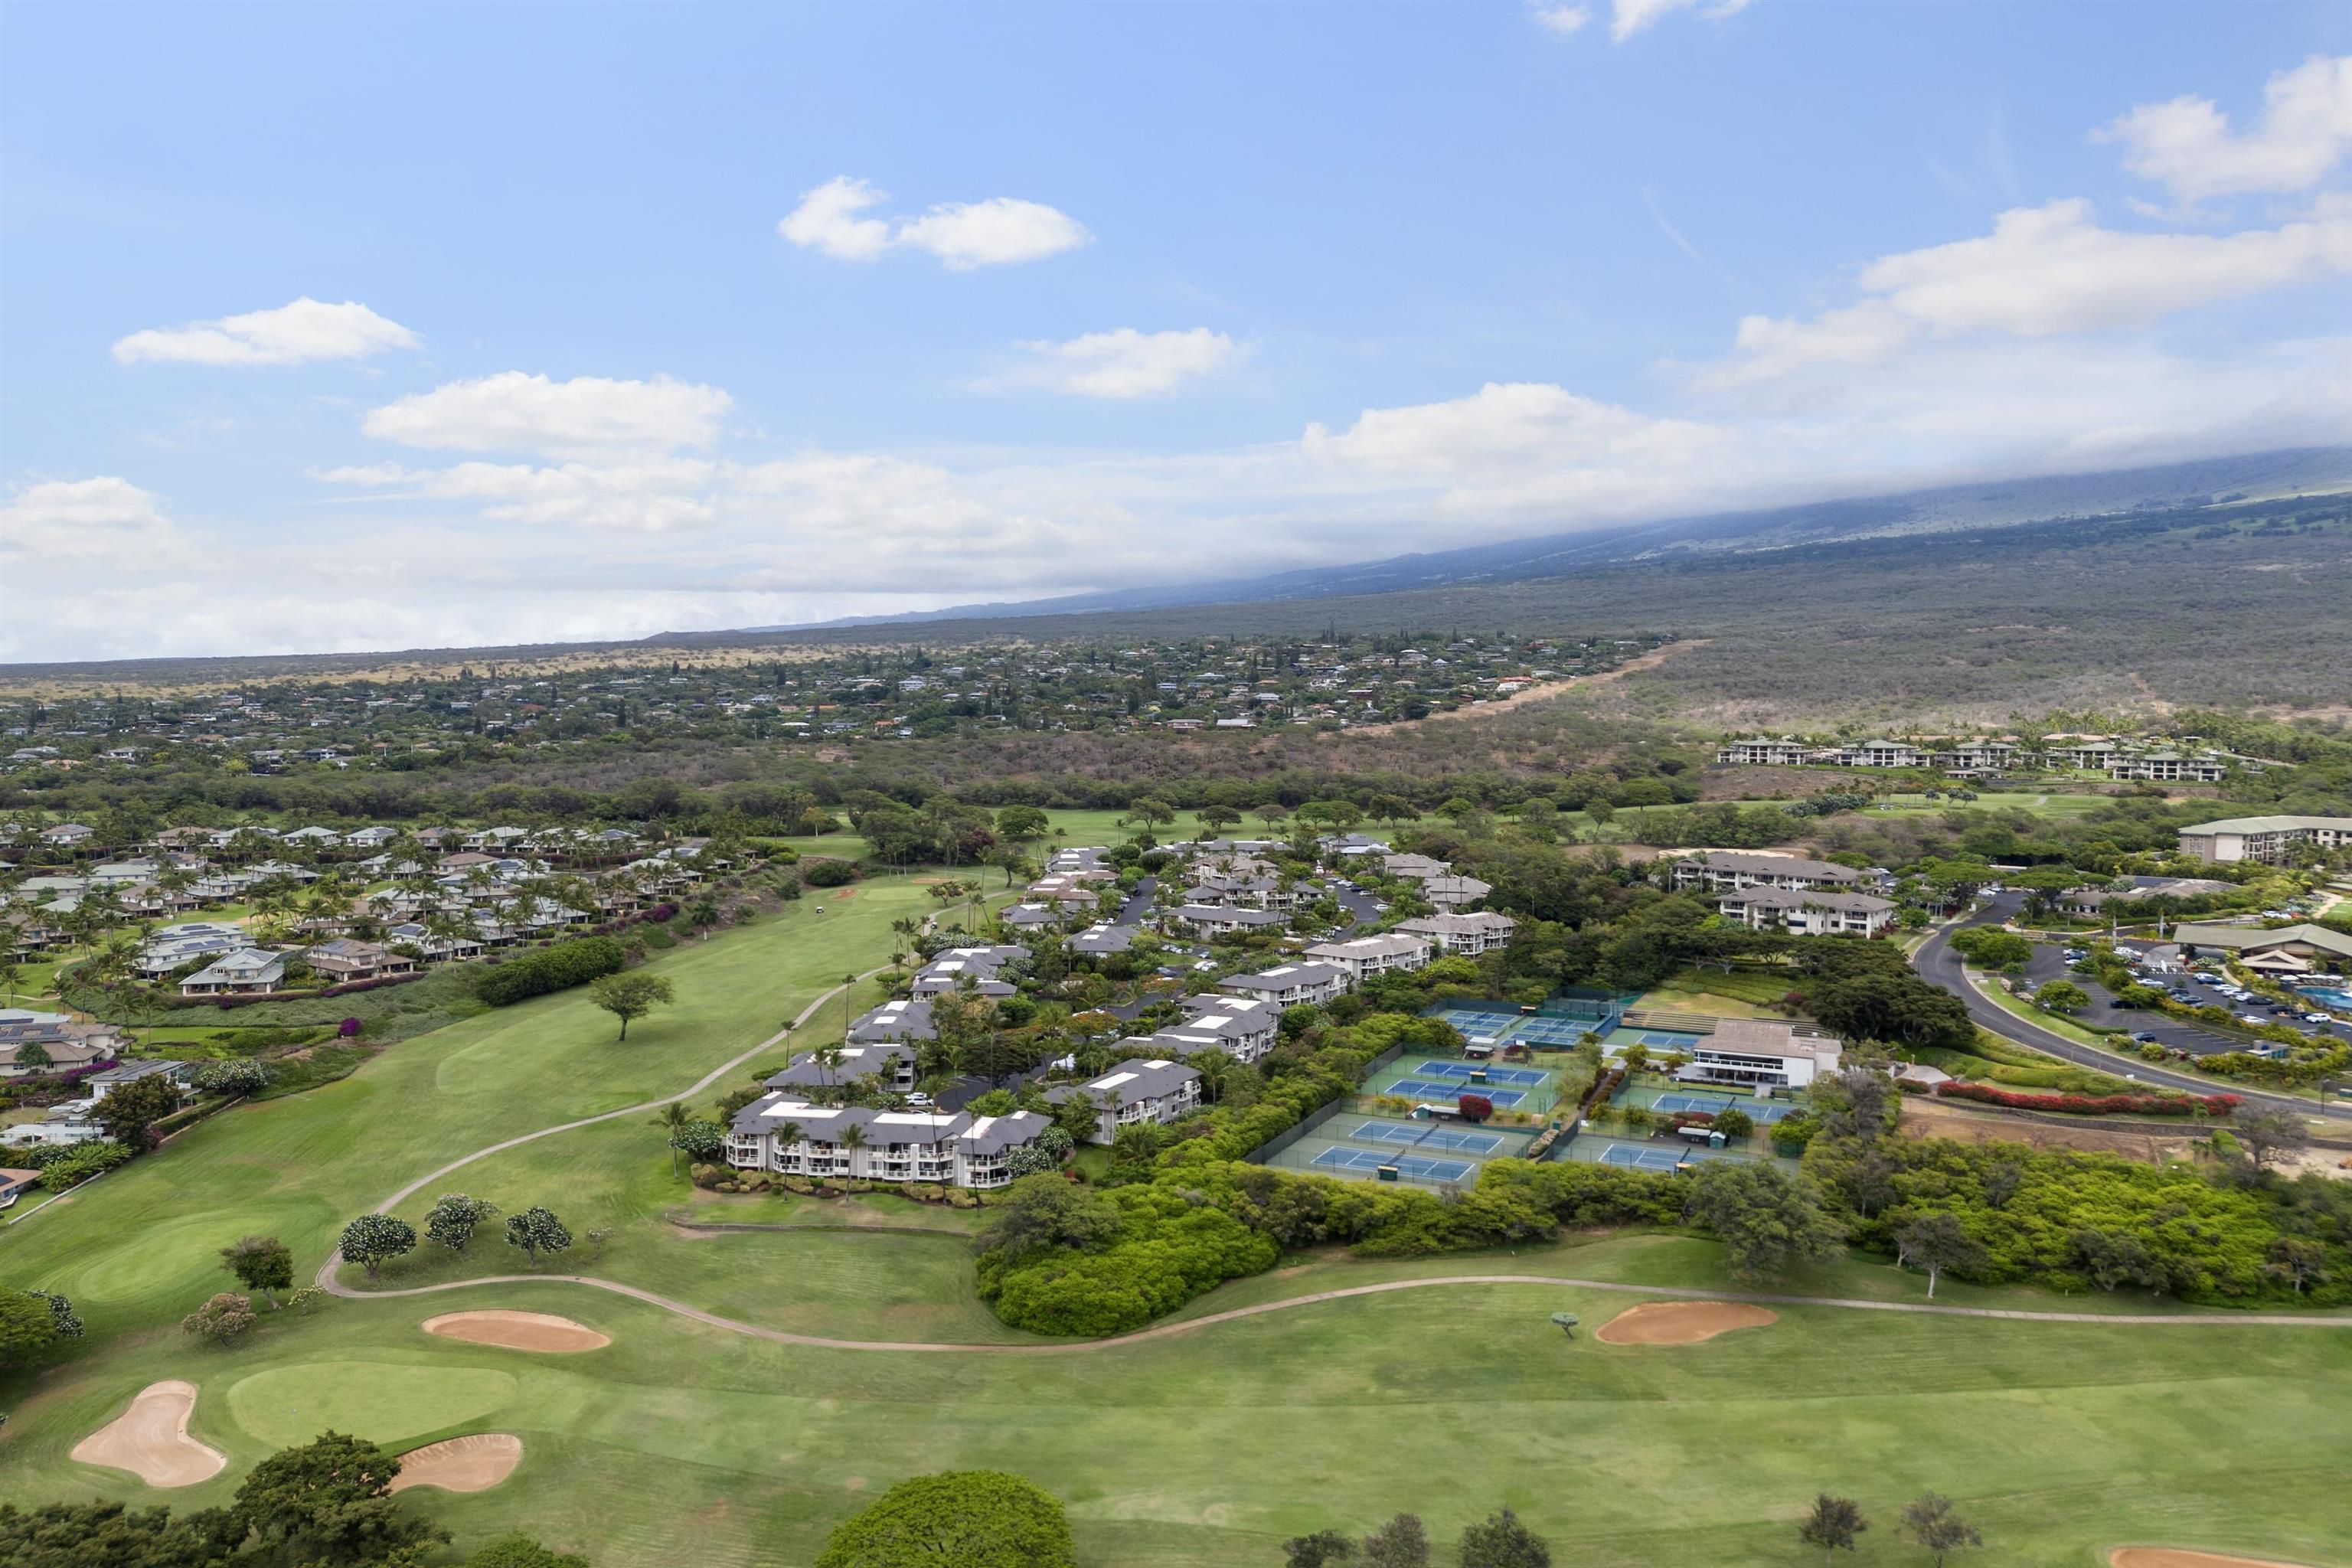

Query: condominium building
[[1047, 1060, 1204, 1144], [1219, 962, 1349, 1007], [2177, 815, 2352, 866], [1396, 911, 1518, 956], [1304, 932, 1434, 982], [1713, 888, 1896, 937], [1669, 851, 1870, 893], [724, 1096, 1050, 1188]]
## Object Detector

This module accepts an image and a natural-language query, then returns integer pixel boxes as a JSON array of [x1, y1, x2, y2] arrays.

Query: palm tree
[[653, 1102, 690, 1176], [1191, 1051, 1235, 1105], [772, 1119, 803, 1174], [814, 1042, 845, 1091], [836, 1121, 869, 1178]]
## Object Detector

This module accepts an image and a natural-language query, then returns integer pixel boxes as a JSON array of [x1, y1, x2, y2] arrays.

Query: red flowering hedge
[[1456, 1093, 1494, 1122], [1934, 1081, 2240, 1118]]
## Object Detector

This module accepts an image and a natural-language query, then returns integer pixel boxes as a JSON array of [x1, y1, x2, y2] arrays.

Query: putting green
[[227, 1363, 518, 1449]]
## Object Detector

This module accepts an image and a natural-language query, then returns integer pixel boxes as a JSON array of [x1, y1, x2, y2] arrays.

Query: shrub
[[181, 1292, 257, 1344], [815, 1470, 1075, 1568], [36, 1141, 135, 1191], [1933, 1082, 2239, 1118], [192, 1059, 269, 1096], [474, 936, 627, 1007], [802, 858, 858, 887], [1457, 1093, 1494, 1123]]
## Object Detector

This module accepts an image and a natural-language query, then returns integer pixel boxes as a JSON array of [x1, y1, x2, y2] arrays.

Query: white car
[[902, 1092, 935, 1109], [2307, 1012, 2334, 1024]]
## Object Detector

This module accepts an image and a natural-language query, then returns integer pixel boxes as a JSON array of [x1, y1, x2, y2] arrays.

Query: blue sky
[[4, 1, 2349, 660]]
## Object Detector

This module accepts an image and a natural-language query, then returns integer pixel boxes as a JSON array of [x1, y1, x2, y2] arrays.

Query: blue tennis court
[[1348, 1120, 1504, 1155], [1508, 1017, 1599, 1045], [1429, 1006, 1521, 1032], [1652, 1092, 1735, 1115], [1387, 1077, 1528, 1106], [1311, 1147, 1475, 1182], [1597, 1143, 1687, 1171], [1410, 1060, 1547, 1086], [1638, 1031, 1700, 1048]]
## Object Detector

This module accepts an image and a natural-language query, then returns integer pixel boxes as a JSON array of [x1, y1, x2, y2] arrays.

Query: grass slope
[[3, 1235, 2346, 1568]]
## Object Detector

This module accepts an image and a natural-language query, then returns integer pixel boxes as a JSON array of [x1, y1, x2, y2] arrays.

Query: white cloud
[[779, 176, 1091, 269], [1709, 196, 2352, 384], [2099, 54, 2352, 204], [1007, 328, 1241, 399], [1530, 5, 1591, 37], [112, 297, 417, 367], [361, 372, 733, 456], [0, 476, 195, 567], [322, 457, 720, 531], [1611, 0, 1749, 42]]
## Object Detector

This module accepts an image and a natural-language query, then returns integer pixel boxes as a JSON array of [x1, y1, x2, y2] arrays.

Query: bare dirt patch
[[2110, 1550, 2324, 1568], [1337, 641, 1707, 737], [422, 1310, 610, 1353], [388, 1432, 522, 1494], [70, 1380, 227, 1488], [1898, 1099, 2192, 1165], [1595, 1301, 1778, 1345]]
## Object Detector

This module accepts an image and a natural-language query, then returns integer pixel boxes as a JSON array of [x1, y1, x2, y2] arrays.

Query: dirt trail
[[1336, 640, 1707, 736]]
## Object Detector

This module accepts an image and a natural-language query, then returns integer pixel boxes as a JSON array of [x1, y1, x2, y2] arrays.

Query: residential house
[[179, 949, 289, 996], [1139, 995, 1283, 1063], [85, 1059, 194, 1101], [1047, 1059, 1204, 1144], [304, 938, 416, 983], [1381, 853, 1450, 881], [0, 1020, 124, 1078], [1070, 924, 1136, 956]]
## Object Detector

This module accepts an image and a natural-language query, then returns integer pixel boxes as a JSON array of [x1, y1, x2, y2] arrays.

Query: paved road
[[1913, 899, 2347, 1125]]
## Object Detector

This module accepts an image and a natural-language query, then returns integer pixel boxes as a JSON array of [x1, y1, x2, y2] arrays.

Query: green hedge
[[473, 936, 628, 1007]]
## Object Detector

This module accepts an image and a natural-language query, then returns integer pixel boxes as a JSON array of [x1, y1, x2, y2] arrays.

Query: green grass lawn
[[4, 1231, 2345, 1568], [9, 854, 2350, 1568]]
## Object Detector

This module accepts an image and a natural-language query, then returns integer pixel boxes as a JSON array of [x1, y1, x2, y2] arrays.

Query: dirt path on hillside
[[1334, 640, 1707, 737]]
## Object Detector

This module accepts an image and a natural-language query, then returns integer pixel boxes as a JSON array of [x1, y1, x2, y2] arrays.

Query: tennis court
[[1408, 1060, 1548, 1086], [1427, 1005, 1522, 1037], [1649, 1092, 1798, 1123], [1310, 1146, 1477, 1182], [1348, 1119, 1505, 1155], [1596, 1142, 1687, 1171], [1259, 1109, 1537, 1188], [1385, 1077, 1530, 1106], [1507, 1016, 1602, 1047]]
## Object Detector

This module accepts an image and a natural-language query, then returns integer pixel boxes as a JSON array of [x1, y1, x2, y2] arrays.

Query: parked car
[[2129, 1031, 2160, 1044]]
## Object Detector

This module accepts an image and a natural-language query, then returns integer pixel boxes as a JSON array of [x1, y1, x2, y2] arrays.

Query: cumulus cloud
[[779, 176, 1091, 269], [1530, 5, 1591, 37], [0, 476, 196, 567], [1610, 0, 1749, 42], [321, 457, 720, 531], [112, 297, 417, 367], [1004, 328, 1241, 398], [361, 372, 733, 456], [1708, 196, 2352, 384], [2099, 54, 2352, 204]]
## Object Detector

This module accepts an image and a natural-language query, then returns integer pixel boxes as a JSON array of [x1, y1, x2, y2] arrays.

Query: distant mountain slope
[[736, 446, 2350, 632]]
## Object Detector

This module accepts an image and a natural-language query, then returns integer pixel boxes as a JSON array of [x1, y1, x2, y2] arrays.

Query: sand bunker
[[1595, 1301, 1779, 1345], [421, 1309, 609, 1352], [2111, 1551, 2322, 1568], [388, 1432, 522, 1494], [70, 1380, 227, 1488]]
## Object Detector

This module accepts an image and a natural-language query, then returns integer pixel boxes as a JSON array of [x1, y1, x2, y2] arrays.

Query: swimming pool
[[2295, 985, 2352, 1012]]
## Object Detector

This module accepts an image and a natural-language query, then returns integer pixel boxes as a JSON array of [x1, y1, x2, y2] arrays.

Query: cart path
[[319, 1267, 2352, 1351], [314, 942, 921, 1291]]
